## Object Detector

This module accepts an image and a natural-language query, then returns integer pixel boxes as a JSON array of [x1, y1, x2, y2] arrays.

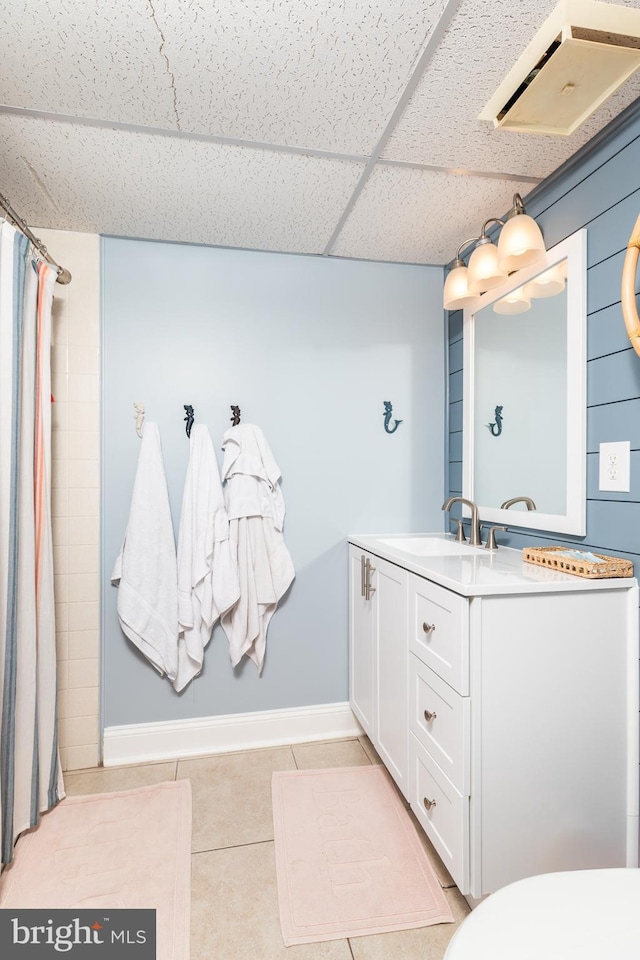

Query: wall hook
[[487, 405, 503, 437], [184, 404, 195, 438], [383, 401, 402, 434], [230, 405, 241, 426], [133, 402, 145, 438]]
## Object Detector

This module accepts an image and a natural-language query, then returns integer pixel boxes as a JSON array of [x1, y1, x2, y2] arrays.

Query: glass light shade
[[522, 261, 566, 299], [443, 264, 476, 310], [497, 214, 546, 273], [493, 287, 531, 315], [467, 241, 507, 296]]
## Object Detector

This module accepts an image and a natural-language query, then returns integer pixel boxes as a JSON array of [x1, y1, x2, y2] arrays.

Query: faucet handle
[[452, 519, 466, 542], [483, 525, 508, 550]]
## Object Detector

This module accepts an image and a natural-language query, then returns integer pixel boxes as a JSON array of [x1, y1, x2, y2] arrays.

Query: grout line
[[191, 838, 274, 857], [347, 938, 356, 959]]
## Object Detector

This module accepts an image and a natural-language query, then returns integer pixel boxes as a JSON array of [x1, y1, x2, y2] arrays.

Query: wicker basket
[[522, 545, 634, 579]]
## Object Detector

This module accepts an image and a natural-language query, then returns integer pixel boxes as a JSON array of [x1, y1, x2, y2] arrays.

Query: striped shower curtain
[[0, 220, 64, 866]]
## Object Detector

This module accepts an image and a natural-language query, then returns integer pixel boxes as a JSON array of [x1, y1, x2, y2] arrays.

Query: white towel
[[111, 422, 178, 681], [175, 424, 240, 692], [221, 422, 285, 530], [220, 424, 294, 672]]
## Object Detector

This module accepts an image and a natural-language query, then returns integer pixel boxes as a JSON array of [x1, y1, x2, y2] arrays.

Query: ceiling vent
[[480, 0, 640, 136]]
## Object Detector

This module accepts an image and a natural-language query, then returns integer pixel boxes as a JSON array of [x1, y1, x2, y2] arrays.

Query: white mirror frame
[[462, 228, 587, 536]]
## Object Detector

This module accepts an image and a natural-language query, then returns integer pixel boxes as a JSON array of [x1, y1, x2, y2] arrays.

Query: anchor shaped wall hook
[[383, 401, 403, 434]]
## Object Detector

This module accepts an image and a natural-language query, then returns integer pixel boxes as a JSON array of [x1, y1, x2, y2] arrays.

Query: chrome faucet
[[500, 496, 537, 511], [442, 497, 482, 546]]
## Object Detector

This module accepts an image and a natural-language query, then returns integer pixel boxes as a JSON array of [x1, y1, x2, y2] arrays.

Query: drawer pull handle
[[423, 796, 437, 811], [423, 709, 437, 722], [422, 621, 435, 635]]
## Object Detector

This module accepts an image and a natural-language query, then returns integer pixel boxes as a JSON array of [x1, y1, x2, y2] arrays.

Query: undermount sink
[[376, 536, 486, 557]]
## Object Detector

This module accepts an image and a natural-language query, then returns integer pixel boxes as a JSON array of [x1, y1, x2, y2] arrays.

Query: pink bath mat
[[0, 779, 192, 960], [272, 765, 454, 945]]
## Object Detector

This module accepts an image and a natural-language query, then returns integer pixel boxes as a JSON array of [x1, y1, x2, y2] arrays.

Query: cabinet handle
[[423, 709, 437, 722], [422, 621, 435, 635], [423, 797, 437, 811], [364, 558, 376, 600], [360, 555, 366, 597]]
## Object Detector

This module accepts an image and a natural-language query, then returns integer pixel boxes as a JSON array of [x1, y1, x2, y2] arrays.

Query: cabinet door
[[349, 546, 375, 737], [374, 556, 408, 793], [410, 733, 469, 892]]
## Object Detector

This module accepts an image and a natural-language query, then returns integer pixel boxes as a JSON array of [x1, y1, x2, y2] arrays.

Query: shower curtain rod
[[0, 191, 71, 284]]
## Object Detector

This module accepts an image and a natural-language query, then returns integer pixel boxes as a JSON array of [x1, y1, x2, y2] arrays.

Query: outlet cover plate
[[599, 441, 631, 492]]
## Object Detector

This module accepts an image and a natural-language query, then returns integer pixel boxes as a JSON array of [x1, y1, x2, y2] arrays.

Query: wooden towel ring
[[622, 212, 640, 357]]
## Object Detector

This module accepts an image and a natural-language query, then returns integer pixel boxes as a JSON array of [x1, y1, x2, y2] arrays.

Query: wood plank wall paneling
[[586, 189, 640, 267], [449, 430, 463, 463], [450, 337, 463, 374], [588, 350, 640, 407], [446, 107, 640, 566], [588, 398, 640, 451], [534, 139, 640, 251], [449, 369, 463, 403], [587, 450, 640, 501], [449, 399, 463, 433], [588, 302, 631, 360]]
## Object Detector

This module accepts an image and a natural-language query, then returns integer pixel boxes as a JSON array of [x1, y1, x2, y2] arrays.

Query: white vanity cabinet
[[349, 535, 639, 899], [349, 545, 408, 794]]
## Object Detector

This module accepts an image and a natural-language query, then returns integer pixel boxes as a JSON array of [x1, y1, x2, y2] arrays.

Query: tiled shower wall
[[39, 229, 101, 772]]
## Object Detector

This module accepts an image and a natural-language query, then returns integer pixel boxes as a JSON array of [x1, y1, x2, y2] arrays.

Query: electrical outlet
[[599, 441, 631, 492]]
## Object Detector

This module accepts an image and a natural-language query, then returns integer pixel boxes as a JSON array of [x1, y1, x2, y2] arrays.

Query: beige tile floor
[[64, 736, 470, 959]]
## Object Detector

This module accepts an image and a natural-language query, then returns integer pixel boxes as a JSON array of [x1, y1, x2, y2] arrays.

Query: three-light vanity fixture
[[443, 193, 565, 314]]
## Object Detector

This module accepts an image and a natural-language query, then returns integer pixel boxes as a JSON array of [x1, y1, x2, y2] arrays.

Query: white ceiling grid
[[1, 0, 640, 265], [0, 115, 365, 254]]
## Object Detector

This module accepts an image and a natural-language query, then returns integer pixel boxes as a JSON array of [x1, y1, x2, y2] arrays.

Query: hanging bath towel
[[220, 424, 295, 672], [175, 424, 240, 692], [111, 422, 179, 682]]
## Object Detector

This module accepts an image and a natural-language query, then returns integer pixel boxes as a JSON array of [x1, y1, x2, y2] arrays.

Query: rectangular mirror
[[462, 228, 587, 535]]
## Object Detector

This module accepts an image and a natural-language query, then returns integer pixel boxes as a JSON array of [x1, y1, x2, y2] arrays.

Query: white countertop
[[348, 533, 637, 597]]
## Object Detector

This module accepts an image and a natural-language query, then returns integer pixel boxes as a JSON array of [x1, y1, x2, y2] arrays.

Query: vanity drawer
[[410, 733, 469, 893], [409, 653, 470, 795], [409, 574, 469, 694]]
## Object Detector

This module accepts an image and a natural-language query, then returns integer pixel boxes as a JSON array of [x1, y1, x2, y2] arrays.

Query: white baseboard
[[103, 701, 363, 767]]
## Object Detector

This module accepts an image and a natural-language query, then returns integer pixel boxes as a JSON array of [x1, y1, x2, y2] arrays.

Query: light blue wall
[[447, 107, 640, 559], [102, 240, 444, 726]]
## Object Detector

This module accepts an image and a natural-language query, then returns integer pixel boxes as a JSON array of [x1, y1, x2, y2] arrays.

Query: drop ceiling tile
[[0, 116, 365, 255], [152, 0, 452, 153], [330, 164, 537, 265], [1, 0, 453, 155], [1, 0, 178, 129], [383, 0, 640, 178]]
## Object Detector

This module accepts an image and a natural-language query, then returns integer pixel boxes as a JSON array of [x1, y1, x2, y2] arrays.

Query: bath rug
[[272, 765, 454, 945], [0, 779, 191, 960]]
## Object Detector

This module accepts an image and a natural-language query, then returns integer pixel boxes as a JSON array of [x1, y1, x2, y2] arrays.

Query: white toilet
[[444, 868, 640, 959]]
